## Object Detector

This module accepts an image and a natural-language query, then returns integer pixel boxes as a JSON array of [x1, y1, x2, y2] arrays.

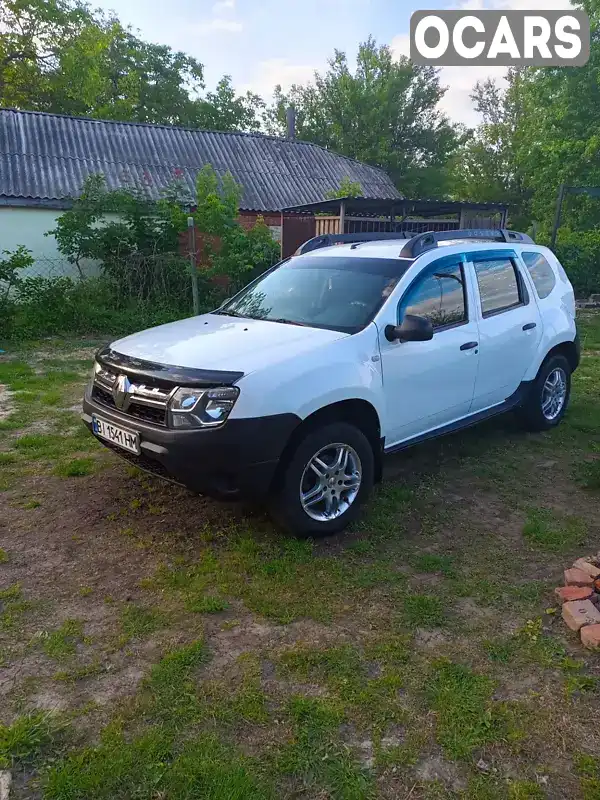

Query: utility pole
[[551, 184, 567, 250], [188, 216, 199, 315]]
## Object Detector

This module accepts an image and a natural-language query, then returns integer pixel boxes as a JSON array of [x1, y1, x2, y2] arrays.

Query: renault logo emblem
[[112, 374, 132, 411]]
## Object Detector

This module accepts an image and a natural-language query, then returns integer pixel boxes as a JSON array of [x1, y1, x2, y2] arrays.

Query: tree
[[449, 70, 530, 226], [190, 76, 264, 133], [450, 0, 600, 231], [0, 0, 92, 109], [0, 0, 263, 131], [264, 37, 461, 198], [51, 168, 279, 301], [510, 0, 600, 230]]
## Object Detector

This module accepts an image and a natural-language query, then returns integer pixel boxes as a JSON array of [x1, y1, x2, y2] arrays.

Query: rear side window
[[399, 261, 467, 330], [522, 251, 556, 299], [474, 258, 523, 316]]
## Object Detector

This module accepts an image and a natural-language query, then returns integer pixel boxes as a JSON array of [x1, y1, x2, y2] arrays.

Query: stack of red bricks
[[556, 556, 600, 648]]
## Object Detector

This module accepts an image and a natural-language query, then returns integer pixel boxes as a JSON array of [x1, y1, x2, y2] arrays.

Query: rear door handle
[[522, 322, 537, 331], [460, 341, 478, 351]]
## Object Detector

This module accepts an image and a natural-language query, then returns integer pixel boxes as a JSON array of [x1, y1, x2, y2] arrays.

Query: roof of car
[[299, 239, 546, 262]]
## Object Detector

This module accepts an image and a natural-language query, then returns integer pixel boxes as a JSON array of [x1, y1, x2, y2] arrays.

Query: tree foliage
[[452, 0, 600, 233], [448, 70, 532, 230], [512, 1, 600, 231], [0, 0, 262, 130], [185, 166, 280, 291], [325, 177, 364, 200], [51, 167, 279, 302], [265, 37, 462, 198]]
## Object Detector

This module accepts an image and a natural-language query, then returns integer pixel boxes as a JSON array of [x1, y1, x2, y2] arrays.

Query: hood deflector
[[96, 346, 244, 388]]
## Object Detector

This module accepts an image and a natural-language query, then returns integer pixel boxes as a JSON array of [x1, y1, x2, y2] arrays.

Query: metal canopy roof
[[0, 109, 401, 212], [283, 196, 508, 217]]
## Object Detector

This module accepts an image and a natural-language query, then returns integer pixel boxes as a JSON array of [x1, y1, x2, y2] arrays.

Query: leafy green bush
[[2, 166, 280, 342], [4, 274, 209, 341], [547, 228, 600, 297], [0, 246, 35, 339]]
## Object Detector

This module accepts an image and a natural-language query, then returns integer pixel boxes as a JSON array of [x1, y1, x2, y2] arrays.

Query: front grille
[[92, 385, 116, 409], [128, 402, 166, 425], [92, 374, 169, 427]]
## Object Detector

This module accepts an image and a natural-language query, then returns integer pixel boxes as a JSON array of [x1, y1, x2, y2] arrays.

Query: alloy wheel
[[300, 442, 362, 522], [541, 367, 567, 421]]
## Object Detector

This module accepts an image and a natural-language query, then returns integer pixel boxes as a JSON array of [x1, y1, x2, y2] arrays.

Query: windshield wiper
[[269, 317, 309, 327], [213, 309, 247, 318]]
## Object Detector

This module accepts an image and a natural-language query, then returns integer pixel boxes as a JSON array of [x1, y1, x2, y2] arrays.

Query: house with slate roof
[[0, 108, 400, 276]]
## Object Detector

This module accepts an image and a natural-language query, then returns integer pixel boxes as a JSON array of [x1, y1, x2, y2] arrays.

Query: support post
[[188, 216, 199, 315], [551, 184, 567, 250], [339, 200, 346, 235]]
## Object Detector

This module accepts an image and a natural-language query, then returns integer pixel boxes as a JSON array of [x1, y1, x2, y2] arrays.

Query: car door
[[468, 249, 543, 412], [379, 253, 480, 446]]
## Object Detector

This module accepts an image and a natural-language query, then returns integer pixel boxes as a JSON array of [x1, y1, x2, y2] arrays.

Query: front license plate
[[92, 415, 140, 455]]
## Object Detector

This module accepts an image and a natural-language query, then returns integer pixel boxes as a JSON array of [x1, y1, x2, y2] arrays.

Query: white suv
[[83, 229, 579, 535]]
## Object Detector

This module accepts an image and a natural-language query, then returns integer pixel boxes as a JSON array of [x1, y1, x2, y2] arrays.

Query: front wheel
[[269, 421, 375, 536], [517, 354, 571, 432]]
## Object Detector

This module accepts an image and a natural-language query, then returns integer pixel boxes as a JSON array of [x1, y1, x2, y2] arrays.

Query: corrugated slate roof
[[0, 108, 401, 211]]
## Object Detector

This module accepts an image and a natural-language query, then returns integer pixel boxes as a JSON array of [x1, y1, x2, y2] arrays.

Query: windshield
[[217, 255, 411, 333]]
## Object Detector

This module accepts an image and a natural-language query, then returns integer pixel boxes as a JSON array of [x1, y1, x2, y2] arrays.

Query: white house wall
[[0, 207, 99, 279]]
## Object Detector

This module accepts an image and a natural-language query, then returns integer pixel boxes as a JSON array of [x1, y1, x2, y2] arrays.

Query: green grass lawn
[[1, 318, 600, 799]]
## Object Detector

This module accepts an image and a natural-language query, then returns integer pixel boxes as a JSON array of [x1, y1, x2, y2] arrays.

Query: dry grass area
[[1, 317, 600, 799]]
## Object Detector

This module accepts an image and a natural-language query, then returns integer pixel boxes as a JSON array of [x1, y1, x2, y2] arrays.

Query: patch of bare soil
[[0, 467, 199, 719], [414, 751, 468, 791], [0, 463, 352, 727], [0, 384, 14, 421]]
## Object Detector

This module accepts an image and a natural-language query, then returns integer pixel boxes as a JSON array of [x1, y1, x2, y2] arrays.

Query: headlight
[[168, 386, 239, 429]]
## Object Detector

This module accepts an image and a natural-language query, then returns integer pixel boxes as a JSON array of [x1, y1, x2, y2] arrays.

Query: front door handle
[[523, 322, 537, 331], [460, 341, 478, 351]]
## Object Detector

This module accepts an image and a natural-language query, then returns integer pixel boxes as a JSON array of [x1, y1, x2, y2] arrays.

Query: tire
[[516, 353, 571, 432], [269, 421, 375, 536]]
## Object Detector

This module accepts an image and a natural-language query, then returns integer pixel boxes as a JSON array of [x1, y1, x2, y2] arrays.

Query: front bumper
[[82, 387, 300, 499]]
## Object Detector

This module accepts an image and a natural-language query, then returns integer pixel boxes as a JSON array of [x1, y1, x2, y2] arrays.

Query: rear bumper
[[82, 388, 300, 500]]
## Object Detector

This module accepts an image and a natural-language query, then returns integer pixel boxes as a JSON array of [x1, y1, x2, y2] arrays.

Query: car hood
[[110, 313, 348, 376]]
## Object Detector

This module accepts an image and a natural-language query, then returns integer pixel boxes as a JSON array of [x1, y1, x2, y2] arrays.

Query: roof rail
[[295, 231, 410, 255], [398, 229, 533, 259]]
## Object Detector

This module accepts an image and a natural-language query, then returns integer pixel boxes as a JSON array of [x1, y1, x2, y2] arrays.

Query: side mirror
[[385, 314, 434, 343]]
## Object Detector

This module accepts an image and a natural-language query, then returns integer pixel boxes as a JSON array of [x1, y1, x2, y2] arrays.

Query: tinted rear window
[[522, 251, 556, 299], [474, 258, 523, 316]]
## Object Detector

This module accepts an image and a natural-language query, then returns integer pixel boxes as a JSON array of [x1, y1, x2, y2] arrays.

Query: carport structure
[[280, 196, 508, 258]]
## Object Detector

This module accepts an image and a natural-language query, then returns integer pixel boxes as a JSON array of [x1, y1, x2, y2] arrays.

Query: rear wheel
[[269, 421, 375, 536], [517, 354, 571, 431]]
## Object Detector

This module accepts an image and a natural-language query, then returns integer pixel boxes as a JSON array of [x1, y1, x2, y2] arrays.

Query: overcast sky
[[92, 0, 575, 128]]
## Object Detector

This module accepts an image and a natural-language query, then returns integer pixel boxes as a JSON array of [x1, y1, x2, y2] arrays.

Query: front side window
[[522, 251, 556, 299], [217, 256, 411, 333], [474, 258, 523, 316], [399, 260, 467, 330]]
